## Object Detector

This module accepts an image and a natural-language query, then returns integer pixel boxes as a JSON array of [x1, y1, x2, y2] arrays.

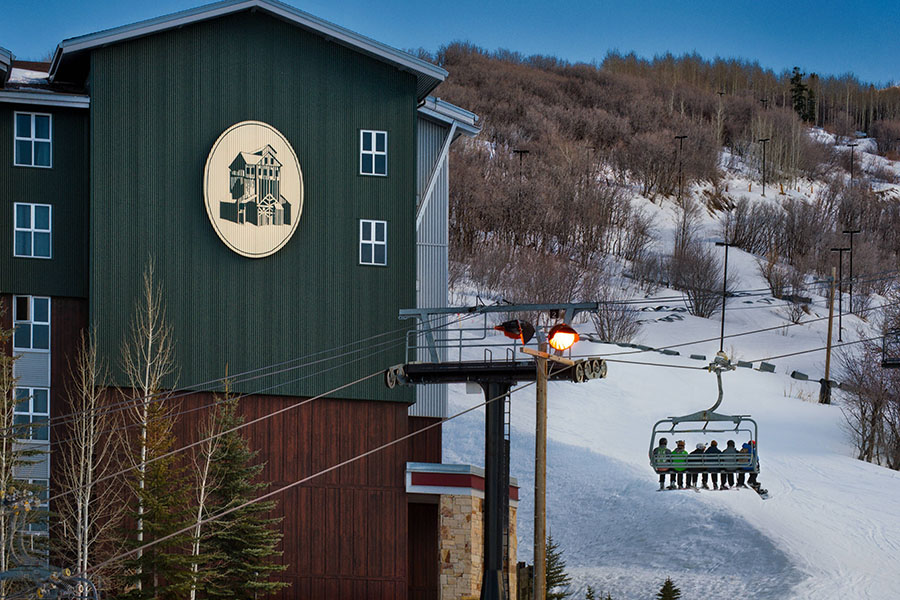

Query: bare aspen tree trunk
[[58, 329, 127, 582], [121, 263, 176, 591], [189, 399, 225, 600]]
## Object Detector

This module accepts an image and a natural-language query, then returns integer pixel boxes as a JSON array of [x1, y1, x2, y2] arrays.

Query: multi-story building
[[1, 2, 520, 599]]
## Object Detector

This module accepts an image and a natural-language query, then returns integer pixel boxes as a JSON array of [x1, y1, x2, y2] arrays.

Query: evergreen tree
[[199, 396, 287, 599], [656, 577, 682, 600], [121, 402, 194, 600], [805, 73, 819, 123], [585, 584, 596, 600], [545, 533, 572, 600], [605, 593, 613, 600], [790, 67, 808, 119], [120, 263, 192, 600]]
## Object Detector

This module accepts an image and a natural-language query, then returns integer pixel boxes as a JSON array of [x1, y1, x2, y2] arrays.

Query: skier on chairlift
[[652, 437, 673, 490], [704, 440, 722, 489], [689, 442, 706, 488]]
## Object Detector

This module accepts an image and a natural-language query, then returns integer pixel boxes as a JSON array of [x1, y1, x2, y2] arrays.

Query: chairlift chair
[[883, 329, 900, 369], [649, 353, 759, 474]]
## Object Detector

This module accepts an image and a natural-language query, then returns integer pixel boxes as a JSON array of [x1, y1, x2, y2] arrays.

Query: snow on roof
[[9, 67, 49, 84]]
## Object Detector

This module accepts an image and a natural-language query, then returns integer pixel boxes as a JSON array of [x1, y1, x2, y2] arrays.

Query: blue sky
[[2, 0, 898, 85]]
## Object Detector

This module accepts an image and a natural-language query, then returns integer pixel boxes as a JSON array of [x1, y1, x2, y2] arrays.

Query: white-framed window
[[13, 296, 50, 351], [14, 112, 52, 168], [13, 203, 51, 259], [359, 130, 387, 176], [14, 387, 49, 442], [359, 219, 387, 266]]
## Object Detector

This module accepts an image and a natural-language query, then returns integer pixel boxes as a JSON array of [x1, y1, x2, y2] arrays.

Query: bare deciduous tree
[[56, 329, 127, 581], [838, 342, 900, 469], [188, 388, 227, 600], [120, 262, 177, 589], [590, 282, 642, 343]]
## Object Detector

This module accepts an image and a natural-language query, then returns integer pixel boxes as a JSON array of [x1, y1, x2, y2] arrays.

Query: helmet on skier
[[659, 437, 668, 445], [696, 443, 705, 450], [676, 440, 685, 447]]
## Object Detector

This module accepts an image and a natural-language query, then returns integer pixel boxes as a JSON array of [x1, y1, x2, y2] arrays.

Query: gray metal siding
[[410, 116, 449, 418], [13, 441, 50, 480], [13, 352, 50, 387]]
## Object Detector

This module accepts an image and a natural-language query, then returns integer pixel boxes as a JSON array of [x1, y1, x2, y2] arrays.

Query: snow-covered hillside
[[443, 142, 900, 599]]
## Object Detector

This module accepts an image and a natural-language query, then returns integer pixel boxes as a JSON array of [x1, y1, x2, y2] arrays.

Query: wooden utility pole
[[534, 341, 548, 600], [821, 268, 836, 404]]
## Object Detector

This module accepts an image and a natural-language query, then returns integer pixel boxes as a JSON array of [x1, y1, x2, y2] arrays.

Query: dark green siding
[[0, 105, 88, 297], [90, 12, 417, 402]]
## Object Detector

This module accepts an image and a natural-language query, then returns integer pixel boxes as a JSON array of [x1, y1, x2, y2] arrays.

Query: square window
[[13, 296, 50, 351], [359, 219, 387, 266], [12, 387, 50, 442], [13, 112, 52, 168], [13, 204, 51, 259], [359, 130, 387, 176]]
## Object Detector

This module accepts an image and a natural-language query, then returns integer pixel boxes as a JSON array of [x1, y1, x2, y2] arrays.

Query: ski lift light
[[548, 323, 579, 351], [494, 319, 536, 345]]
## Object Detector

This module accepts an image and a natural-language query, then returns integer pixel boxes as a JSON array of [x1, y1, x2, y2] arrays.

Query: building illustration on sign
[[220, 144, 292, 226]]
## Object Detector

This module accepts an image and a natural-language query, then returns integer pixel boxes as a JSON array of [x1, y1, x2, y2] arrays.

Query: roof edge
[[0, 47, 13, 85], [49, 0, 447, 97], [418, 97, 481, 137], [0, 89, 90, 109]]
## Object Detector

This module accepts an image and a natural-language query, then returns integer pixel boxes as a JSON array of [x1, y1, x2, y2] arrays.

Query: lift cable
[[84, 371, 557, 577]]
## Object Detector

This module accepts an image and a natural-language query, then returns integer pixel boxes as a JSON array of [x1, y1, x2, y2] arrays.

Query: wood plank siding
[[170, 393, 411, 599]]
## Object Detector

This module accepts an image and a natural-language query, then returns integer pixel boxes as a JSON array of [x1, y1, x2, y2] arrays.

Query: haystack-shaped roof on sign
[[48, 0, 447, 100]]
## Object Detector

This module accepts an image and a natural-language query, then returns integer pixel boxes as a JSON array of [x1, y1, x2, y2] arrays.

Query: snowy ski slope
[[442, 142, 900, 599]]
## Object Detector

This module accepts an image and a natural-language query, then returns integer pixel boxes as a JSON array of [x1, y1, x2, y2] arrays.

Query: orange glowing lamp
[[494, 320, 535, 345], [547, 323, 579, 351]]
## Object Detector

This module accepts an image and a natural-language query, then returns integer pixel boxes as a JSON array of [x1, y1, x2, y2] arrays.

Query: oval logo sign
[[203, 121, 304, 258]]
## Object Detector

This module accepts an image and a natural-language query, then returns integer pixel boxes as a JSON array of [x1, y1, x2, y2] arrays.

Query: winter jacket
[[721, 445, 739, 471], [652, 445, 672, 472], [689, 447, 706, 472], [739, 443, 753, 471], [704, 444, 722, 470], [672, 448, 688, 472]]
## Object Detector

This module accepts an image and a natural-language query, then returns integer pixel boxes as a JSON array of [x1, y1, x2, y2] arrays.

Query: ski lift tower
[[385, 302, 608, 600]]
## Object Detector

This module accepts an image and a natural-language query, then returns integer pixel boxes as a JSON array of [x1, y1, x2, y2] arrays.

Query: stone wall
[[439, 494, 518, 599]]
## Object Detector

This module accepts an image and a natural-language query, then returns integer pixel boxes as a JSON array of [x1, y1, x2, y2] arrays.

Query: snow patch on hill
[[443, 149, 900, 599]]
